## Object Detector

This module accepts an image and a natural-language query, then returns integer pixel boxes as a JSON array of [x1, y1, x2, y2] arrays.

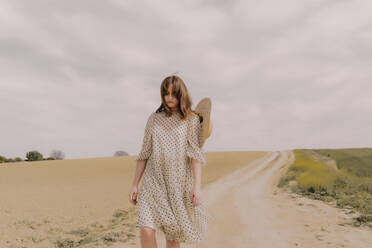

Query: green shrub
[[281, 149, 372, 225], [26, 150, 43, 161]]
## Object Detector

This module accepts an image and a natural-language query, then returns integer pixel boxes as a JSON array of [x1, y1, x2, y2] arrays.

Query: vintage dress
[[135, 110, 210, 243]]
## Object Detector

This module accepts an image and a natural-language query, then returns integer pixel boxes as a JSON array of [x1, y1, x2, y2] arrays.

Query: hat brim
[[194, 97, 212, 148]]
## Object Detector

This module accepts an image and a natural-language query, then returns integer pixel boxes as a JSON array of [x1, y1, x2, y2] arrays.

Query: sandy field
[[0, 151, 265, 247], [1, 150, 371, 248]]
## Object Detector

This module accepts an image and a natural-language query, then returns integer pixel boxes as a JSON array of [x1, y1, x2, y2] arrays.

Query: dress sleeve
[[186, 113, 207, 166], [136, 113, 154, 161]]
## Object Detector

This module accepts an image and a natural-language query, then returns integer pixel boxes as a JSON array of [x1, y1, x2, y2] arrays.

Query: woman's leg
[[140, 226, 157, 248], [166, 239, 180, 248]]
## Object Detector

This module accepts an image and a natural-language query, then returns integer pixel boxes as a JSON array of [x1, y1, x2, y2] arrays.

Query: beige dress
[[135, 110, 210, 244]]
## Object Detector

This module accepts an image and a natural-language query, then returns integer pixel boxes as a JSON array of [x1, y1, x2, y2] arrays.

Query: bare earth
[[149, 151, 372, 248], [1, 151, 371, 248], [193, 150, 372, 248]]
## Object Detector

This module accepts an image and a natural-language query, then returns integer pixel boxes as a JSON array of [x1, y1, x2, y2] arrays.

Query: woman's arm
[[130, 113, 154, 205], [187, 113, 206, 206], [191, 158, 202, 189], [190, 158, 203, 206], [129, 159, 147, 205], [132, 159, 147, 187]]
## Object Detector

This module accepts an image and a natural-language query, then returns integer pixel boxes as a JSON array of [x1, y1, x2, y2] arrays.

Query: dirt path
[[126, 150, 372, 248], [194, 150, 293, 248], [195, 150, 372, 248]]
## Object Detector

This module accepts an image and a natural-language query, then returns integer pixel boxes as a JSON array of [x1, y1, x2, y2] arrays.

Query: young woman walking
[[129, 75, 210, 248]]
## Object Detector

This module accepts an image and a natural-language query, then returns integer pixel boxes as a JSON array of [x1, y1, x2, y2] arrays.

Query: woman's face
[[164, 84, 179, 111]]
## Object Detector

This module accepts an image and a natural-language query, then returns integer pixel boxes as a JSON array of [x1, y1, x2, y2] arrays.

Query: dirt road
[[144, 150, 372, 248]]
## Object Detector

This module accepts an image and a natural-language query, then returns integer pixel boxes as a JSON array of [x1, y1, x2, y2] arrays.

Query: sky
[[1, 0, 371, 159]]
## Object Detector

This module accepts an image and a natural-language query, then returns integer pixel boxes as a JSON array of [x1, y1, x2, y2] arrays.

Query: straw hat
[[194, 97, 213, 148]]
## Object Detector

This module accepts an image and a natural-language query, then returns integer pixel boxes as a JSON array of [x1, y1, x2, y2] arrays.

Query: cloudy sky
[[1, 0, 371, 159]]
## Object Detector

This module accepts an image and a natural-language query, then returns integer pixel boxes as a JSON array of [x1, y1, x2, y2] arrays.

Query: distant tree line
[[0, 149, 65, 164], [1, 149, 130, 164], [114, 150, 129, 156]]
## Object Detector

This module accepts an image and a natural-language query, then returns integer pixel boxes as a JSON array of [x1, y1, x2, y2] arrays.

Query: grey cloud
[[0, 0, 371, 159]]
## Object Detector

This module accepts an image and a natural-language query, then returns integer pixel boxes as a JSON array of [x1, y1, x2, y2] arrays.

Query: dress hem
[[138, 224, 207, 244]]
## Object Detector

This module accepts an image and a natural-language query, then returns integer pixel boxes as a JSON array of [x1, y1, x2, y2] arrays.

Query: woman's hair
[[155, 75, 200, 121]]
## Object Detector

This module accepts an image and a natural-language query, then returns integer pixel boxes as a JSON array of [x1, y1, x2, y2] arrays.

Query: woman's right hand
[[129, 185, 138, 206]]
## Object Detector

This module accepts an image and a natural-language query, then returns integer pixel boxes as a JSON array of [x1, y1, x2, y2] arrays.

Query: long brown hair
[[155, 75, 199, 121]]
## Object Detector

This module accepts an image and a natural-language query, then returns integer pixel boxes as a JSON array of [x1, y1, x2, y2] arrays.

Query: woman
[[129, 75, 209, 248]]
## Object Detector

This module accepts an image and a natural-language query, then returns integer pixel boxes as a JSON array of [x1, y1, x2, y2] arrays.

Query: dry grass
[[0, 150, 267, 247], [279, 149, 372, 227]]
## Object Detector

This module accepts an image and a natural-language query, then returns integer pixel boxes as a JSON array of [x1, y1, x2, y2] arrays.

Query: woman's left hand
[[190, 186, 202, 206]]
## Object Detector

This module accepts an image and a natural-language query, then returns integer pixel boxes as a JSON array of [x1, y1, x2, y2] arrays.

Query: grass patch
[[53, 206, 138, 247], [313, 148, 372, 177], [280, 149, 372, 227]]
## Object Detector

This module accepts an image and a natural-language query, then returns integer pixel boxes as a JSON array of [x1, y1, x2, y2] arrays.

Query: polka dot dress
[[135, 110, 210, 244]]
